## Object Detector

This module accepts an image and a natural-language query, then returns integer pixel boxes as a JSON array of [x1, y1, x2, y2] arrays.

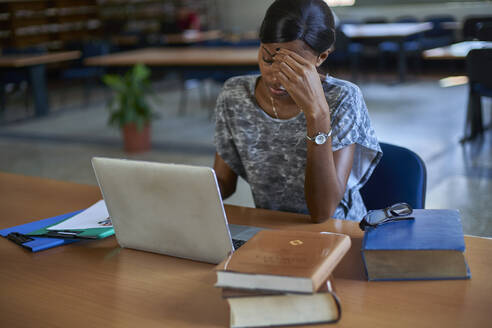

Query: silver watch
[[306, 130, 332, 145]]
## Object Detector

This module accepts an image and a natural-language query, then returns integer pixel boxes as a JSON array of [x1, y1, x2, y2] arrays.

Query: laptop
[[91, 157, 262, 264]]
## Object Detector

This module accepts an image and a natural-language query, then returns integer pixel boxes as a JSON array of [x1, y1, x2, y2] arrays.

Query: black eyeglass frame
[[359, 202, 414, 231]]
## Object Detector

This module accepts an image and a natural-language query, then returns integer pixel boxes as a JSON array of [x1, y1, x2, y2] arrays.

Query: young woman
[[213, 0, 382, 222]]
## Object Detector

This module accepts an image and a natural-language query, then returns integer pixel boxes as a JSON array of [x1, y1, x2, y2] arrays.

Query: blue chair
[[378, 16, 423, 74], [0, 46, 46, 115], [178, 38, 260, 116], [463, 16, 492, 41], [420, 15, 456, 50], [463, 48, 492, 141], [360, 143, 427, 210], [60, 40, 110, 107]]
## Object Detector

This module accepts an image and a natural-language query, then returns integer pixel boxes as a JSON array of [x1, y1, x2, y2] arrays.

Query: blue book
[[0, 211, 82, 252], [361, 209, 471, 281]]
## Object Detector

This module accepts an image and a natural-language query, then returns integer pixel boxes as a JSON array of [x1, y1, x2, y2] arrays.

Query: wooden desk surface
[[422, 41, 492, 60], [85, 47, 259, 67], [163, 30, 223, 44], [0, 51, 81, 68], [341, 22, 432, 39], [0, 172, 491, 327]]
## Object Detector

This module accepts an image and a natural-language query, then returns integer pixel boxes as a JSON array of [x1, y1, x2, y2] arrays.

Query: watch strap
[[306, 130, 333, 142]]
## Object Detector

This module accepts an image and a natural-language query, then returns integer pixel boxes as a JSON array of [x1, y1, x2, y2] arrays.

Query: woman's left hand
[[273, 48, 330, 119]]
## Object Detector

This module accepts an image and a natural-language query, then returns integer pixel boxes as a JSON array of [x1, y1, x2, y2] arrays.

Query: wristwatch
[[306, 130, 332, 145]]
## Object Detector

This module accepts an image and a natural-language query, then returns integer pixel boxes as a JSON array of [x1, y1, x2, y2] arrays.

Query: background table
[[422, 41, 492, 60], [0, 51, 81, 117], [341, 23, 432, 82], [85, 47, 258, 67], [0, 172, 490, 327], [85, 47, 259, 114]]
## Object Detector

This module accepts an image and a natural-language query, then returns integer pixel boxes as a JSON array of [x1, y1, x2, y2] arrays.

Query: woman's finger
[[277, 48, 312, 66], [276, 53, 305, 75], [277, 61, 298, 82], [276, 70, 295, 93]]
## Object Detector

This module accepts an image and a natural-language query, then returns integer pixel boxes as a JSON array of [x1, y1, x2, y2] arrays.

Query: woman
[[213, 0, 381, 222]]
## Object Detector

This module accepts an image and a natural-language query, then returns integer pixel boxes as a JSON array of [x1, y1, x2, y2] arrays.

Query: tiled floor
[[1, 73, 491, 237]]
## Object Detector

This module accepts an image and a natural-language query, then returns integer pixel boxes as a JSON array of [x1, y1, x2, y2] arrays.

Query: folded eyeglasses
[[359, 202, 414, 231]]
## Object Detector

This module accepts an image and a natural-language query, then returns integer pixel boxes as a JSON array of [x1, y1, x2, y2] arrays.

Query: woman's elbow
[[308, 195, 343, 223], [309, 205, 336, 223]]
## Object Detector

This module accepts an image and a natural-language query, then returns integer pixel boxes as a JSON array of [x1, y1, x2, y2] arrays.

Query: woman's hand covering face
[[272, 48, 329, 117]]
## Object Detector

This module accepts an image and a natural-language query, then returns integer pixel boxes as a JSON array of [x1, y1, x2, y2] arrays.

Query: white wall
[[215, 1, 492, 33], [334, 2, 492, 23], [215, 0, 273, 33]]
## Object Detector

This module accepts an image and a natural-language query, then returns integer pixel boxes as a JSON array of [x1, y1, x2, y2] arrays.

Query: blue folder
[[0, 210, 83, 252]]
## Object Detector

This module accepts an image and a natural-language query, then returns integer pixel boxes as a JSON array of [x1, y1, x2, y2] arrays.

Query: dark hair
[[259, 0, 336, 54]]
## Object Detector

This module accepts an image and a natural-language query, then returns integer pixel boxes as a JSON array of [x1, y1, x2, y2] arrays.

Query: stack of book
[[215, 230, 351, 328]]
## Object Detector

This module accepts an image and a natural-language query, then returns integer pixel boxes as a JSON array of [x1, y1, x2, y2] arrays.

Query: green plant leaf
[[102, 74, 126, 93], [104, 64, 156, 130]]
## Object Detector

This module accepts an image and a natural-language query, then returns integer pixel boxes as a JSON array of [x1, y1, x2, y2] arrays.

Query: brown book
[[223, 280, 341, 328], [215, 230, 351, 293]]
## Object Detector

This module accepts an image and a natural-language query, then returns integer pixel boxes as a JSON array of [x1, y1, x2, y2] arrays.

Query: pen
[[98, 218, 112, 226]]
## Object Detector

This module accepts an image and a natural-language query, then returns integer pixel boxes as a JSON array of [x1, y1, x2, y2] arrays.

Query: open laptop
[[91, 157, 262, 264]]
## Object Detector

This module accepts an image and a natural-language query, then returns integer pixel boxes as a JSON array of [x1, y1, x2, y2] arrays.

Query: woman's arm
[[213, 152, 238, 199], [274, 49, 355, 222]]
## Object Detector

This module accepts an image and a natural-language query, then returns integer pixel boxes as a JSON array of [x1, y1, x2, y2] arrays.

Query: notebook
[[91, 157, 262, 264]]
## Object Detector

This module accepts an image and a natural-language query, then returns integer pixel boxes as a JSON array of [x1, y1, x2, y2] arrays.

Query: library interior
[[0, 1, 491, 327]]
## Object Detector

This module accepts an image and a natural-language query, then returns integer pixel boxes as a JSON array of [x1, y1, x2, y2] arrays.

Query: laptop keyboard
[[232, 238, 246, 250]]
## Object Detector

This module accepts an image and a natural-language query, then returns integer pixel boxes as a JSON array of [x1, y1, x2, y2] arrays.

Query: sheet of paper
[[47, 200, 111, 230]]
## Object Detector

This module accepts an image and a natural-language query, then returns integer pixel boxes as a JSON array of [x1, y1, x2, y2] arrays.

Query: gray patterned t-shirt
[[214, 75, 382, 221]]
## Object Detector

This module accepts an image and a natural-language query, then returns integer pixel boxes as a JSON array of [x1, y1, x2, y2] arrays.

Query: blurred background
[[1, 0, 491, 236]]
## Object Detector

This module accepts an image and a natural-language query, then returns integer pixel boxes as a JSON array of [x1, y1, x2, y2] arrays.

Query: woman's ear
[[316, 48, 333, 67]]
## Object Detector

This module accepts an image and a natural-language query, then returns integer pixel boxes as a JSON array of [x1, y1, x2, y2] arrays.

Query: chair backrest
[[364, 17, 388, 24], [394, 16, 419, 23], [477, 22, 492, 41], [423, 15, 456, 38], [360, 143, 427, 210], [463, 15, 492, 40], [466, 48, 492, 90]]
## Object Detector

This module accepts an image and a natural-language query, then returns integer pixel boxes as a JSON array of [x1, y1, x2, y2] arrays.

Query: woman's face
[[258, 40, 320, 100]]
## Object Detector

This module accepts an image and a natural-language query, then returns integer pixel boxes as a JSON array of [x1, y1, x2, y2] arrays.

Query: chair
[[477, 22, 492, 41], [462, 16, 492, 40], [359, 142, 427, 210], [463, 48, 492, 141], [60, 40, 110, 107], [0, 46, 46, 116], [378, 16, 423, 73], [420, 15, 456, 50], [178, 38, 260, 116]]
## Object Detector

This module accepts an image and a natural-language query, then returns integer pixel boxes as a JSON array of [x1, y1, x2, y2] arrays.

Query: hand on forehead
[[262, 40, 317, 60]]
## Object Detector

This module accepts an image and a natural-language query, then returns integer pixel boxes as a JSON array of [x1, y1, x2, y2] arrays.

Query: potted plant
[[103, 63, 157, 153]]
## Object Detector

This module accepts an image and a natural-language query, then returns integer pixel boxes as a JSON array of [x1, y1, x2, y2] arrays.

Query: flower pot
[[122, 123, 151, 153]]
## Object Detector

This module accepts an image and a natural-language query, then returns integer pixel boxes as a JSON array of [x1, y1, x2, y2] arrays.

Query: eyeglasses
[[359, 202, 414, 231]]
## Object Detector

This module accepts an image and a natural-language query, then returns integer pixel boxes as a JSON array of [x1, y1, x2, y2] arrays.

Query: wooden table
[[85, 47, 259, 67], [0, 51, 81, 117], [163, 30, 223, 45], [341, 23, 433, 82], [85, 47, 259, 115], [422, 41, 492, 60], [0, 172, 490, 327]]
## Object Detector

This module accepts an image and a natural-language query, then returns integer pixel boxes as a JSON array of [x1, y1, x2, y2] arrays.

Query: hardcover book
[[223, 280, 341, 328], [215, 230, 351, 293], [361, 209, 471, 281]]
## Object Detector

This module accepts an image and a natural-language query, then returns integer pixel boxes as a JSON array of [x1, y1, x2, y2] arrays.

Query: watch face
[[315, 134, 327, 145]]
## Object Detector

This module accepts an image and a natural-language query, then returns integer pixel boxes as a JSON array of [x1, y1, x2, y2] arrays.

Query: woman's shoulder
[[322, 75, 363, 100]]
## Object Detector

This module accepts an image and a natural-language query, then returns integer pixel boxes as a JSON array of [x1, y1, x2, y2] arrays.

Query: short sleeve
[[214, 89, 247, 179], [329, 83, 382, 192]]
